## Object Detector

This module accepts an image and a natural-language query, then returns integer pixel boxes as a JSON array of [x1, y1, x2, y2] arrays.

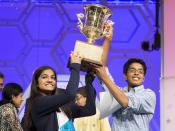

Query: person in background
[[21, 52, 82, 131], [71, 73, 96, 119], [0, 82, 23, 131], [96, 58, 156, 131], [0, 72, 5, 100], [73, 73, 111, 131]]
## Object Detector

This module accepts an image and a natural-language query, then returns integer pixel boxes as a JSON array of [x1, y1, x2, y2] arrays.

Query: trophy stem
[[87, 38, 95, 44]]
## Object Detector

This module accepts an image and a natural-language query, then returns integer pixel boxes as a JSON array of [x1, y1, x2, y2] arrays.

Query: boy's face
[[124, 62, 145, 88], [75, 93, 87, 107]]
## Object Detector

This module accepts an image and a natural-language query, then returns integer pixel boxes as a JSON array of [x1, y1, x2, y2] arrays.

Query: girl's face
[[75, 93, 87, 107], [38, 69, 56, 94], [12, 93, 23, 108]]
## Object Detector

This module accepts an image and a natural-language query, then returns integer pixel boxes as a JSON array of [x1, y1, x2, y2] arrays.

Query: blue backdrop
[[0, 0, 160, 131]]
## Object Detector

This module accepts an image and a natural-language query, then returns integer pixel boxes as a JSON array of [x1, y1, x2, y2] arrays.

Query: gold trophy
[[74, 4, 112, 71]]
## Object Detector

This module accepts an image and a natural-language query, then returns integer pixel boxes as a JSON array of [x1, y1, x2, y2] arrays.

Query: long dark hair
[[21, 66, 72, 131], [0, 83, 23, 106]]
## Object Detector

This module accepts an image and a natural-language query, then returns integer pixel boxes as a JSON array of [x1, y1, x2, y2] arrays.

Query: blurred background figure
[[0, 72, 4, 91], [0, 82, 23, 131], [73, 73, 111, 131], [0, 72, 4, 100]]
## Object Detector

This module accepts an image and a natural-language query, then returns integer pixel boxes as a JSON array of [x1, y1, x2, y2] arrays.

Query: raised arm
[[101, 20, 113, 66], [83, 73, 96, 114], [96, 66, 129, 108], [32, 52, 82, 115], [71, 72, 96, 118], [99, 67, 121, 118]]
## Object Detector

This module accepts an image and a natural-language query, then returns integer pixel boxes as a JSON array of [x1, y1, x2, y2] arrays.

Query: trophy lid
[[84, 4, 112, 16]]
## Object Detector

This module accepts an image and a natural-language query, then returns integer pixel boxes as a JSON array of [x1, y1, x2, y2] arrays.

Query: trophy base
[[74, 40, 103, 71]]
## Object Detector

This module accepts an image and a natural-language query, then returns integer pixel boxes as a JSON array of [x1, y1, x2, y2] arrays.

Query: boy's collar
[[123, 85, 144, 92]]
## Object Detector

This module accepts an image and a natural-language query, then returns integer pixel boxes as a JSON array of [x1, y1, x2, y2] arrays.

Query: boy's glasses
[[128, 68, 144, 74]]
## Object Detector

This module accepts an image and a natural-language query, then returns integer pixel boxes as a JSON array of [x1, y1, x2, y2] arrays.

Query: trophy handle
[[76, 13, 84, 33]]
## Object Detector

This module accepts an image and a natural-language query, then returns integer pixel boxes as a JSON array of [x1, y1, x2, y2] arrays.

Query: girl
[[21, 52, 82, 131]]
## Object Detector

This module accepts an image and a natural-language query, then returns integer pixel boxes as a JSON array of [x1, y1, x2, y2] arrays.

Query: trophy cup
[[74, 4, 112, 71]]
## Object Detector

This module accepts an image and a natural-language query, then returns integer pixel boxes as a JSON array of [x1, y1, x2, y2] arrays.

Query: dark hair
[[76, 86, 87, 97], [0, 83, 23, 105], [0, 72, 4, 79], [123, 58, 147, 75]]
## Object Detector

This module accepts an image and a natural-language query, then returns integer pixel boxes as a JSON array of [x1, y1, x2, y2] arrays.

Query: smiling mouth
[[45, 84, 54, 87], [132, 77, 139, 81]]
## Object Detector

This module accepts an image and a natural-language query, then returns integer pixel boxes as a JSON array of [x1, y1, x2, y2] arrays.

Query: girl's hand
[[70, 51, 82, 64]]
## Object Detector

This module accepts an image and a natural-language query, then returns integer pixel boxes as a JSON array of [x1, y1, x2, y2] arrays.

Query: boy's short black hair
[[123, 58, 147, 75]]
